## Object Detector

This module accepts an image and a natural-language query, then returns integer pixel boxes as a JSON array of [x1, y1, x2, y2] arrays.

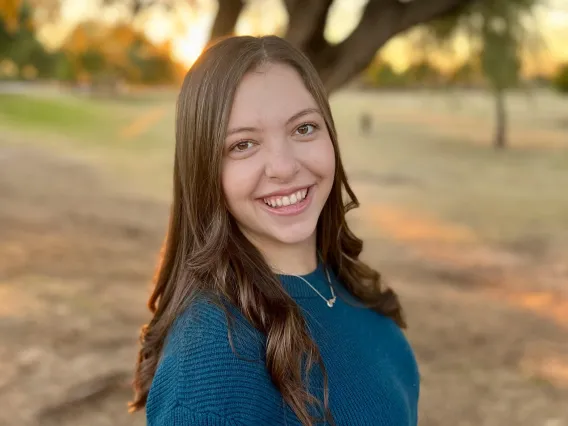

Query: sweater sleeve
[[146, 299, 279, 425], [150, 403, 244, 426]]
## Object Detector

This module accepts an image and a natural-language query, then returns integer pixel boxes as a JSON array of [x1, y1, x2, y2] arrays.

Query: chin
[[268, 223, 317, 245]]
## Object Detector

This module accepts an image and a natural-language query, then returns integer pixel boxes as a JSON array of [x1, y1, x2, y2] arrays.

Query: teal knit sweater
[[146, 263, 420, 425]]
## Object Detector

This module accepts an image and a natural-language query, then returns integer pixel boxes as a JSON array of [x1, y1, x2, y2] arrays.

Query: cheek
[[324, 140, 336, 178], [221, 160, 258, 212], [309, 137, 336, 180]]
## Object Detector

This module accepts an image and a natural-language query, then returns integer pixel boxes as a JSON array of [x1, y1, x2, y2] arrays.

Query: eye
[[295, 123, 318, 136], [231, 141, 255, 152]]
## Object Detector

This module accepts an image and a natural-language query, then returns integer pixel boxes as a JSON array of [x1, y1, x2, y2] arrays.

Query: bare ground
[[0, 143, 161, 426]]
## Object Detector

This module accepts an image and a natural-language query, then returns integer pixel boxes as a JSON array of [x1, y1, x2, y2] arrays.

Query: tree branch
[[203, 0, 473, 92], [209, 0, 245, 42], [315, 0, 474, 93], [283, 0, 333, 56]]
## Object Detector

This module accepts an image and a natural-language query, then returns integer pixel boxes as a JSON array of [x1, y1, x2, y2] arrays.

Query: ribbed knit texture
[[146, 263, 420, 425]]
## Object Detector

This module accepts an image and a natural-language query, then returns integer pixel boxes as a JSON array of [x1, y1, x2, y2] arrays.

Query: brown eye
[[296, 123, 316, 136], [233, 141, 254, 152]]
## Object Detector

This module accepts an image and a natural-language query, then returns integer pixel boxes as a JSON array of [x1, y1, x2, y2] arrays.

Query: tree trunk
[[283, 0, 333, 57], [209, 0, 245, 42], [493, 88, 507, 149]]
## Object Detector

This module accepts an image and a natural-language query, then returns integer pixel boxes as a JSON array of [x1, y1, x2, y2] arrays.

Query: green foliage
[[423, 0, 540, 90], [127, 38, 175, 84], [365, 57, 450, 89], [79, 47, 107, 75], [0, 1, 56, 79], [552, 63, 568, 94], [449, 58, 482, 86], [404, 60, 444, 85], [52, 51, 77, 82], [1, 3, 178, 85], [365, 59, 406, 88]]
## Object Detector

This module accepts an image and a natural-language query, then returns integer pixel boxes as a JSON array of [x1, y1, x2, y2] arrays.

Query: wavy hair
[[130, 35, 405, 426]]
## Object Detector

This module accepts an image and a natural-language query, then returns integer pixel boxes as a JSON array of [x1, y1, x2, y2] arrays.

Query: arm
[[146, 299, 273, 426]]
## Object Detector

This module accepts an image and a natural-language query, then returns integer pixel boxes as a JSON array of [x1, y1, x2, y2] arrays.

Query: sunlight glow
[[171, 16, 211, 67]]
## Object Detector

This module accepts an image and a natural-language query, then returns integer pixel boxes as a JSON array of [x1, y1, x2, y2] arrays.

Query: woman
[[130, 35, 420, 426]]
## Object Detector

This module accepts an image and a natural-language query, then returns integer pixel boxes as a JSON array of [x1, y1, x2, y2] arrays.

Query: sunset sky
[[40, 0, 568, 74]]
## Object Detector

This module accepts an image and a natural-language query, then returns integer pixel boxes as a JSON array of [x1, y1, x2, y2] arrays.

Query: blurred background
[[1, 0, 567, 425]]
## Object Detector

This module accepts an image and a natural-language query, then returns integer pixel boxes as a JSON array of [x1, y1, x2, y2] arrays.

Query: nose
[[264, 142, 300, 182]]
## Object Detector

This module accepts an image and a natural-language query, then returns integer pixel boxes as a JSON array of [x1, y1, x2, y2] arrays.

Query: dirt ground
[[1, 89, 568, 426]]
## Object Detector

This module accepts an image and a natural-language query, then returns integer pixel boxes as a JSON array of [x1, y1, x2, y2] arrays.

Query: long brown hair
[[130, 35, 405, 425]]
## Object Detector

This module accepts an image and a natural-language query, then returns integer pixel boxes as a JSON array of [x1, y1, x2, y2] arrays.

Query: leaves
[[0, 0, 21, 33], [0, 0, 59, 33], [553, 63, 568, 94], [60, 21, 177, 84], [423, 0, 541, 90]]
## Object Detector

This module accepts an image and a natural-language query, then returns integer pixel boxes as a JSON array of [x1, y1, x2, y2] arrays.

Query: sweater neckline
[[277, 262, 338, 300]]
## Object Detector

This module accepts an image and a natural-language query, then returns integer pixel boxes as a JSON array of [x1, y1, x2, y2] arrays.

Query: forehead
[[228, 63, 318, 127]]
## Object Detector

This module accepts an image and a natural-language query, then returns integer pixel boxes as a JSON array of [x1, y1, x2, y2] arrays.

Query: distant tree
[[0, 0, 59, 33], [552, 63, 568, 94], [449, 58, 483, 87], [365, 57, 405, 89], [527, 74, 549, 88], [0, 1, 54, 79], [52, 51, 77, 82], [404, 60, 445, 87], [127, 38, 176, 84], [79, 47, 106, 76], [0, 0, 26, 33], [60, 21, 178, 88], [424, 0, 540, 149], [376, 62, 404, 88]]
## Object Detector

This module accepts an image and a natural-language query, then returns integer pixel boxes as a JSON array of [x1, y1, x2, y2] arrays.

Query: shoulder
[[146, 298, 284, 425], [160, 297, 267, 368]]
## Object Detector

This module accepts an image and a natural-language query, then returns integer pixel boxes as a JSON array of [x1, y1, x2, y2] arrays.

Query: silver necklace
[[276, 264, 337, 308]]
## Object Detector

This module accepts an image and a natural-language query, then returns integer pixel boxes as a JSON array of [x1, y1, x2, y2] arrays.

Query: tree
[[0, 0, 55, 79], [60, 20, 179, 88], [422, 0, 539, 149], [79, 47, 106, 76], [365, 57, 405, 89], [220, 0, 473, 92], [101, 0, 546, 102], [52, 51, 77, 82], [449, 58, 483, 88], [100, 0, 472, 93], [127, 38, 176, 84], [553, 63, 568, 94], [480, 16, 522, 150], [0, 0, 59, 33], [404, 59, 445, 87]]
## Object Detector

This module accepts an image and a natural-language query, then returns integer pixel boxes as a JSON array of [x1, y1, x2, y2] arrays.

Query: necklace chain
[[274, 263, 337, 308]]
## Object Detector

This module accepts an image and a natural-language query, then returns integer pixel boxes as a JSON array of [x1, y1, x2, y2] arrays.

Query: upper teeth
[[263, 189, 308, 208]]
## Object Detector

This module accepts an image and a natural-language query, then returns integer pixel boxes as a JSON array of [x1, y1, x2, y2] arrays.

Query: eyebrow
[[226, 107, 322, 136]]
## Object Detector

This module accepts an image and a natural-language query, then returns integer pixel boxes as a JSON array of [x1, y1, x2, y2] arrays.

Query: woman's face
[[222, 63, 335, 249]]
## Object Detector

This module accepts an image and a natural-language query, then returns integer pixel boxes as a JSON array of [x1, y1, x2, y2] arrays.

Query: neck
[[245, 232, 318, 276]]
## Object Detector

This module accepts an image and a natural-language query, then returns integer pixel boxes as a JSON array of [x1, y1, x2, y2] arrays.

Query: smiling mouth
[[261, 186, 312, 209]]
